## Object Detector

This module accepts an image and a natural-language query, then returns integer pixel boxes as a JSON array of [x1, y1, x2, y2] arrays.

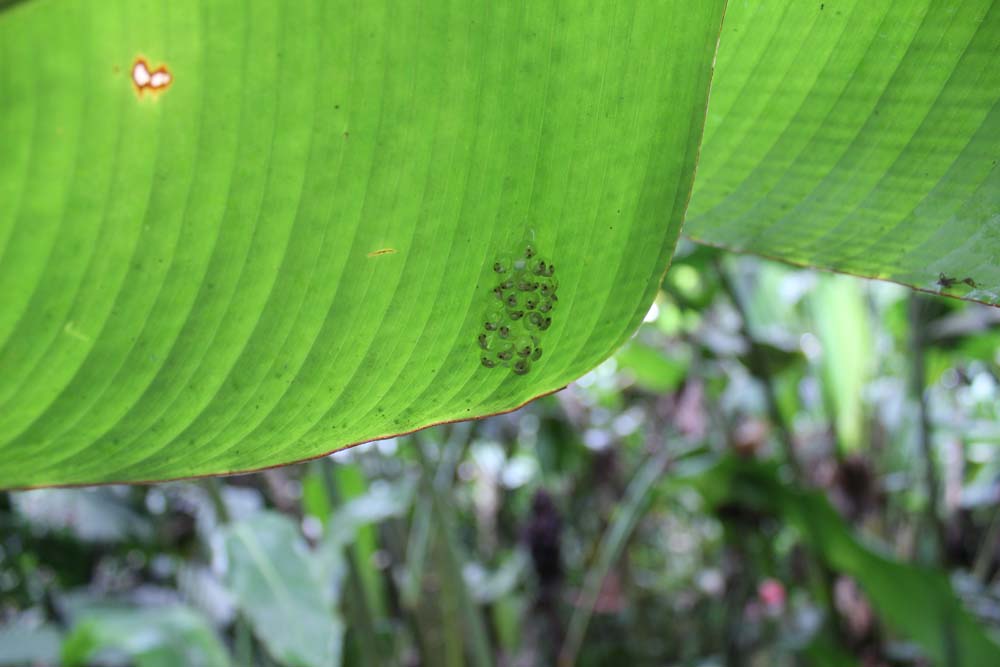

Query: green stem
[[399, 494, 433, 610], [412, 435, 494, 667], [317, 459, 385, 667], [234, 612, 253, 666], [439, 535, 466, 667], [204, 478, 231, 524], [974, 505, 1000, 582], [907, 294, 948, 561], [380, 513, 434, 666]]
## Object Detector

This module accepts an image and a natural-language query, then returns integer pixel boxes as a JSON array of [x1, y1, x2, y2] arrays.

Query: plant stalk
[[558, 448, 671, 667], [907, 294, 948, 561], [318, 459, 385, 667], [413, 434, 495, 667]]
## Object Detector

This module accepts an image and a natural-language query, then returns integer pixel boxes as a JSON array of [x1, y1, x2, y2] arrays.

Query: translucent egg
[[513, 335, 533, 357], [496, 343, 515, 362]]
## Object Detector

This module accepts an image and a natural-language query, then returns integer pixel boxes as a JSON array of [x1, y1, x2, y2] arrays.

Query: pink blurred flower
[[757, 578, 786, 615]]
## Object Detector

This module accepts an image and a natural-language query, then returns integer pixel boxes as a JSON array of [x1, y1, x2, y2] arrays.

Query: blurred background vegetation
[[3, 244, 1000, 667]]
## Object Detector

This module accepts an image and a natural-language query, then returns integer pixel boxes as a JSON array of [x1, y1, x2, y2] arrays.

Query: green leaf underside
[[0, 1, 726, 486], [687, 0, 1000, 306]]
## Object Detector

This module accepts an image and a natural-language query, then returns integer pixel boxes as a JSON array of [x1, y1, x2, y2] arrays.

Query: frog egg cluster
[[478, 241, 558, 375]]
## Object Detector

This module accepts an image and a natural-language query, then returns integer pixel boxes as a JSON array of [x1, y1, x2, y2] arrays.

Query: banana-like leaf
[[686, 0, 1000, 305], [4, 0, 997, 488], [0, 0, 726, 486]]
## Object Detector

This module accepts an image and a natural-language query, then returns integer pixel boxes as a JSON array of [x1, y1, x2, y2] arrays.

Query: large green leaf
[[0, 0, 726, 487], [687, 0, 1000, 306]]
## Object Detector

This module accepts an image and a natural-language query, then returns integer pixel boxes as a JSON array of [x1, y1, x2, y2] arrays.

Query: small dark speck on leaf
[[938, 273, 977, 289], [938, 273, 958, 288]]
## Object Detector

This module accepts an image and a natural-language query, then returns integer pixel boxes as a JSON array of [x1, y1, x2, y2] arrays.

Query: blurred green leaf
[[615, 341, 689, 394], [10, 488, 150, 542], [463, 552, 527, 604], [221, 512, 343, 667], [329, 477, 416, 544], [61, 604, 229, 667], [684, 456, 1000, 666], [808, 275, 873, 453], [0, 623, 62, 666], [800, 636, 859, 667], [745, 342, 804, 380]]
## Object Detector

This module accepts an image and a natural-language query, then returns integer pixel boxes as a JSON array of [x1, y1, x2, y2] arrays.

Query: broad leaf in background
[[0, 0, 726, 487], [0, 623, 62, 666], [682, 457, 1000, 666], [61, 604, 230, 667], [686, 0, 1000, 306], [11, 486, 151, 541], [220, 512, 344, 667]]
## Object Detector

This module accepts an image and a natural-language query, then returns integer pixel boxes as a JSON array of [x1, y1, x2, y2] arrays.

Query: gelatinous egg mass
[[478, 236, 558, 376]]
